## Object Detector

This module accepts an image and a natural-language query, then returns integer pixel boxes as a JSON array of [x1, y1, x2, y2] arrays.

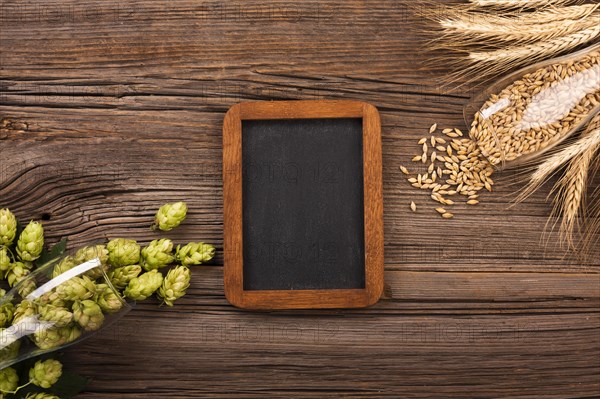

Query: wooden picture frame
[[222, 100, 383, 310]]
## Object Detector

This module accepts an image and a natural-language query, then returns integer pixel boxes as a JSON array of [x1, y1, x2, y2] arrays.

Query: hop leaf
[[95, 284, 124, 314], [158, 266, 191, 306], [141, 239, 175, 271], [25, 393, 62, 399], [16, 221, 44, 261], [124, 269, 163, 301], [176, 242, 215, 266], [107, 238, 140, 267], [0, 208, 17, 247], [54, 275, 96, 301], [33, 325, 81, 350], [154, 202, 187, 231], [72, 300, 105, 331], [29, 359, 63, 388], [39, 304, 73, 328], [108, 265, 142, 290], [0, 247, 11, 279], [0, 366, 19, 393], [0, 302, 14, 328]]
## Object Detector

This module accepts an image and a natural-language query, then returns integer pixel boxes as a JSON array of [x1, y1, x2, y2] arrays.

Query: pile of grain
[[401, 124, 495, 218]]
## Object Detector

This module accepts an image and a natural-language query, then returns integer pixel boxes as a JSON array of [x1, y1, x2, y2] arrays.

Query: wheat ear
[[581, 164, 600, 257], [468, 0, 578, 9], [518, 114, 600, 202], [552, 149, 593, 248], [470, 25, 600, 63], [551, 118, 600, 249], [438, 5, 599, 45]]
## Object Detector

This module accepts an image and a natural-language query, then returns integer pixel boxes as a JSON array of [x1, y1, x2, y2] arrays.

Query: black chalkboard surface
[[242, 118, 365, 291], [223, 100, 384, 310]]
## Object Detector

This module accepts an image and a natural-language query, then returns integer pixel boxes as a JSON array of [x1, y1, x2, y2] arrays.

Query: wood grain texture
[[0, 0, 598, 397]]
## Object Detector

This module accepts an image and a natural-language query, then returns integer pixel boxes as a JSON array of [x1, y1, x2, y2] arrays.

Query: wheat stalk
[[552, 150, 592, 248], [469, 0, 578, 9], [423, 3, 600, 86], [518, 114, 600, 202], [550, 118, 600, 248], [581, 165, 600, 256], [438, 5, 599, 45], [470, 25, 600, 63]]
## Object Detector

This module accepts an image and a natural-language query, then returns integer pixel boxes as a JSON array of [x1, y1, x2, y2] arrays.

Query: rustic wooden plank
[[61, 269, 599, 398], [1, 0, 599, 398]]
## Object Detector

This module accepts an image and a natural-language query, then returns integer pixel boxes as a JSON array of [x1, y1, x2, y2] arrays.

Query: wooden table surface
[[1, 1, 599, 398]]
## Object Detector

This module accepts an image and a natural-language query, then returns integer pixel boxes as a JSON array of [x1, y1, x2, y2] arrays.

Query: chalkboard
[[242, 118, 365, 291], [223, 100, 383, 310]]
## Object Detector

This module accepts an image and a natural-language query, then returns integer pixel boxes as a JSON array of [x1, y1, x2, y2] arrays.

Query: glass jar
[[0, 249, 131, 370], [465, 43, 600, 170]]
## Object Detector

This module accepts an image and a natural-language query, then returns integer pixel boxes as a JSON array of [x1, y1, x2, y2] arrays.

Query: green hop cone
[[29, 359, 63, 389], [25, 393, 61, 399], [74, 245, 110, 279], [158, 266, 191, 307], [0, 302, 14, 328], [16, 221, 44, 261], [0, 328, 21, 362], [6, 261, 30, 287], [108, 265, 142, 290], [95, 284, 124, 314], [154, 201, 187, 231], [0, 208, 17, 247], [74, 244, 109, 265], [37, 289, 65, 307], [33, 325, 81, 350], [52, 256, 76, 278], [0, 247, 11, 279], [141, 238, 175, 271], [107, 238, 140, 267], [176, 242, 215, 266], [124, 269, 163, 301], [72, 300, 104, 332], [11, 300, 37, 325], [25, 394, 61, 399], [6, 262, 36, 297], [38, 304, 73, 328], [0, 367, 19, 393], [54, 275, 96, 301]]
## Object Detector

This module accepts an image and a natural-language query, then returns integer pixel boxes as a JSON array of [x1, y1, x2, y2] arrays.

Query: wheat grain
[[411, 202, 417, 212]]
